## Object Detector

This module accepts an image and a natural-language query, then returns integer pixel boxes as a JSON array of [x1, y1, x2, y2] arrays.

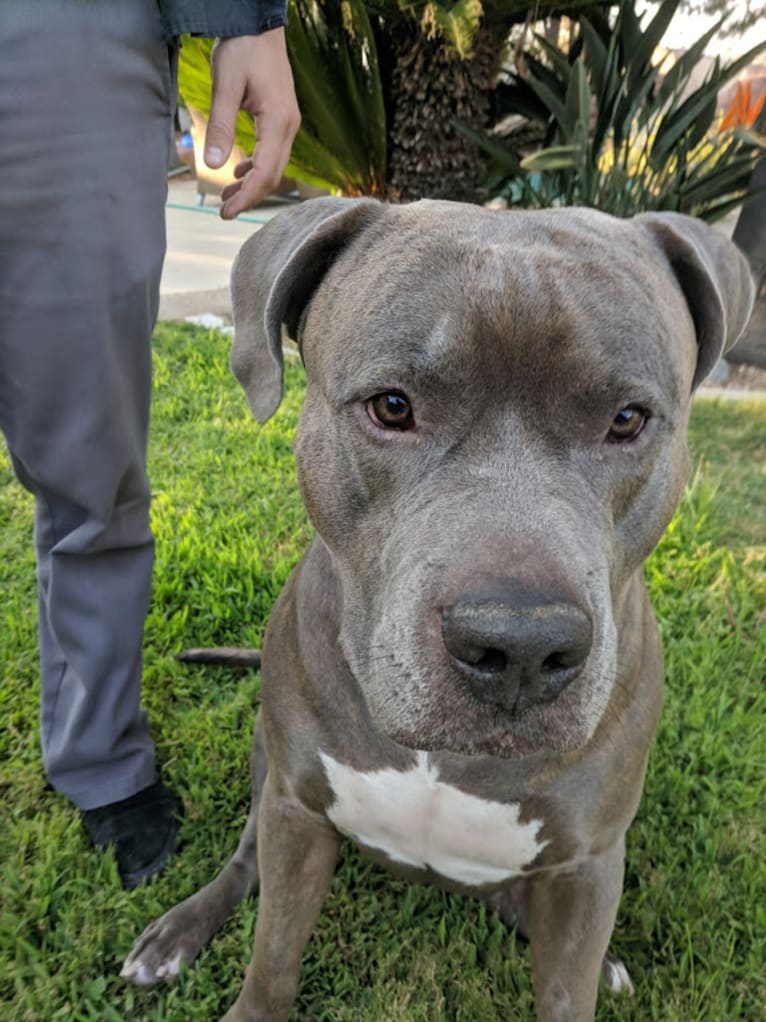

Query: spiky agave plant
[[459, 0, 766, 220]]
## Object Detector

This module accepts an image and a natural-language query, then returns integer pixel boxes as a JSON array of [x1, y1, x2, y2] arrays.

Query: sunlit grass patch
[[1, 324, 763, 1021]]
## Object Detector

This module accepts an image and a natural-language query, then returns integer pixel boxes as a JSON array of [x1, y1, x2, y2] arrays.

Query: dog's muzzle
[[441, 584, 593, 714]]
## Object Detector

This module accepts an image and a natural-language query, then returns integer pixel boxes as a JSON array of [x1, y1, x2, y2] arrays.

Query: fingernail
[[205, 146, 224, 167]]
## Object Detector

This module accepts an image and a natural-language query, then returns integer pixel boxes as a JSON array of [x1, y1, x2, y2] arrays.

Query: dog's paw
[[121, 900, 209, 985], [602, 950, 634, 995]]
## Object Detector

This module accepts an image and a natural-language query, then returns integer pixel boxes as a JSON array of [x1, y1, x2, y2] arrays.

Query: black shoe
[[81, 778, 183, 889]]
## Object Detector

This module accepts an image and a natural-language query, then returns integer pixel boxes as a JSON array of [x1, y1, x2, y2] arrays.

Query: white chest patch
[[320, 750, 548, 887]]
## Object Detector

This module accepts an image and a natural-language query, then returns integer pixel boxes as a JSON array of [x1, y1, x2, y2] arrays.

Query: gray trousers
[[0, 2, 176, 810]]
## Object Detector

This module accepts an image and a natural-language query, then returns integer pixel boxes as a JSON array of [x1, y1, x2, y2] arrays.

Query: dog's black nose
[[441, 589, 593, 713]]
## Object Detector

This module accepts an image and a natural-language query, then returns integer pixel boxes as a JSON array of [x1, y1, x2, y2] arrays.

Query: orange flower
[[721, 80, 766, 130]]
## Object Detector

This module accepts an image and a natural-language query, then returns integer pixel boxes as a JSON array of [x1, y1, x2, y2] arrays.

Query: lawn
[[1, 322, 764, 1022]]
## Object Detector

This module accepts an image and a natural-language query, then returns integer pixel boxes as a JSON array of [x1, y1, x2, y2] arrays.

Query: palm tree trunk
[[384, 25, 507, 202]]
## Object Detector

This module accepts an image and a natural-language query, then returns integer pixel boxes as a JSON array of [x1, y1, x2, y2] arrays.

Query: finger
[[221, 176, 265, 220], [204, 64, 242, 169], [233, 158, 252, 180], [221, 179, 243, 202], [220, 115, 291, 219], [221, 166, 276, 219]]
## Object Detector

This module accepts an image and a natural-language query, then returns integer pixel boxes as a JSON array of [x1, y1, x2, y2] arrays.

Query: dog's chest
[[320, 750, 548, 887]]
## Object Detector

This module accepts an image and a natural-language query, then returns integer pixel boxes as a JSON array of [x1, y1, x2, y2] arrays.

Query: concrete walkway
[[159, 176, 296, 322]]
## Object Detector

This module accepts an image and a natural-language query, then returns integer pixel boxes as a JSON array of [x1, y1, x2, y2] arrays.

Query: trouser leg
[[0, 1, 176, 810]]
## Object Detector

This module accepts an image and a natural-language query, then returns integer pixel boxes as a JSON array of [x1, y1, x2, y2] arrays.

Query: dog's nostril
[[471, 648, 508, 675], [541, 652, 570, 674], [452, 642, 508, 676]]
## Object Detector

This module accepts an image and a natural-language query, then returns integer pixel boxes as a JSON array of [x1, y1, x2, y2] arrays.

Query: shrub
[[459, 0, 766, 219]]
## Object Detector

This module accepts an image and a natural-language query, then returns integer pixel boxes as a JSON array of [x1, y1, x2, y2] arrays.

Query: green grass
[[1, 323, 764, 1022]]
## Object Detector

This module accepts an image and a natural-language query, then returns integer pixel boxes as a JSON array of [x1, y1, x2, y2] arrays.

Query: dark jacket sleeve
[[158, 1, 287, 40]]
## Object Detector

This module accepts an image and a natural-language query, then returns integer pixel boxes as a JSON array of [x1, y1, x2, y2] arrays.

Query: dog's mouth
[[385, 718, 569, 761], [472, 728, 544, 758], [364, 671, 607, 761], [343, 568, 615, 760], [350, 629, 616, 760]]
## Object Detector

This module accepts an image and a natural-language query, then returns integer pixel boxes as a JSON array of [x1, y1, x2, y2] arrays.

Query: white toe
[[165, 951, 183, 977], [121, 958, 161, 987], [604, 958, 634, 995]]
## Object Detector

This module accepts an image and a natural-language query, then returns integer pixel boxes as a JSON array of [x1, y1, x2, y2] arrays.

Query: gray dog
[[123, 199, 753, 1021]]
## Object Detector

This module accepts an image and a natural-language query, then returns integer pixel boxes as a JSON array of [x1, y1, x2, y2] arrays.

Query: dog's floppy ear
[[230, 197, 383, 420], [635, 212, 755, 390]]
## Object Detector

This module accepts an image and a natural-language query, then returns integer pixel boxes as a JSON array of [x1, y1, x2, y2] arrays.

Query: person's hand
[[205, 28, 300, 220]]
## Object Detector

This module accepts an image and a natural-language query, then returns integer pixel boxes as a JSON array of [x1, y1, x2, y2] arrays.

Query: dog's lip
[[474, 729, 539, 757], [393, 725, 540, 760]]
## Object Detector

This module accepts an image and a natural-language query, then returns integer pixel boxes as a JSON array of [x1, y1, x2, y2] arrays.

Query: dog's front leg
[[221, 774, 341, 1022], [527, 840, 625, 1022]]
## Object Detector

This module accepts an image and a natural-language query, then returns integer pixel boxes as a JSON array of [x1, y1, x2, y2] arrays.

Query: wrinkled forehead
[[301, 205, 696, 402]]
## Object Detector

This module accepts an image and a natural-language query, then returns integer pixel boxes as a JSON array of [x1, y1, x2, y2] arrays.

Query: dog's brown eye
[[607, 406, 647, 443], [367, 392, 414, 431]]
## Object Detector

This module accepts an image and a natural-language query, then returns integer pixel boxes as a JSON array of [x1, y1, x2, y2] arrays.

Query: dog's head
[[231, 199, 753, 757]]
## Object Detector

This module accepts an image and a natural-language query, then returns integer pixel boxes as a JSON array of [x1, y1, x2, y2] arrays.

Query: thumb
[[204, 69, 240, 169]]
